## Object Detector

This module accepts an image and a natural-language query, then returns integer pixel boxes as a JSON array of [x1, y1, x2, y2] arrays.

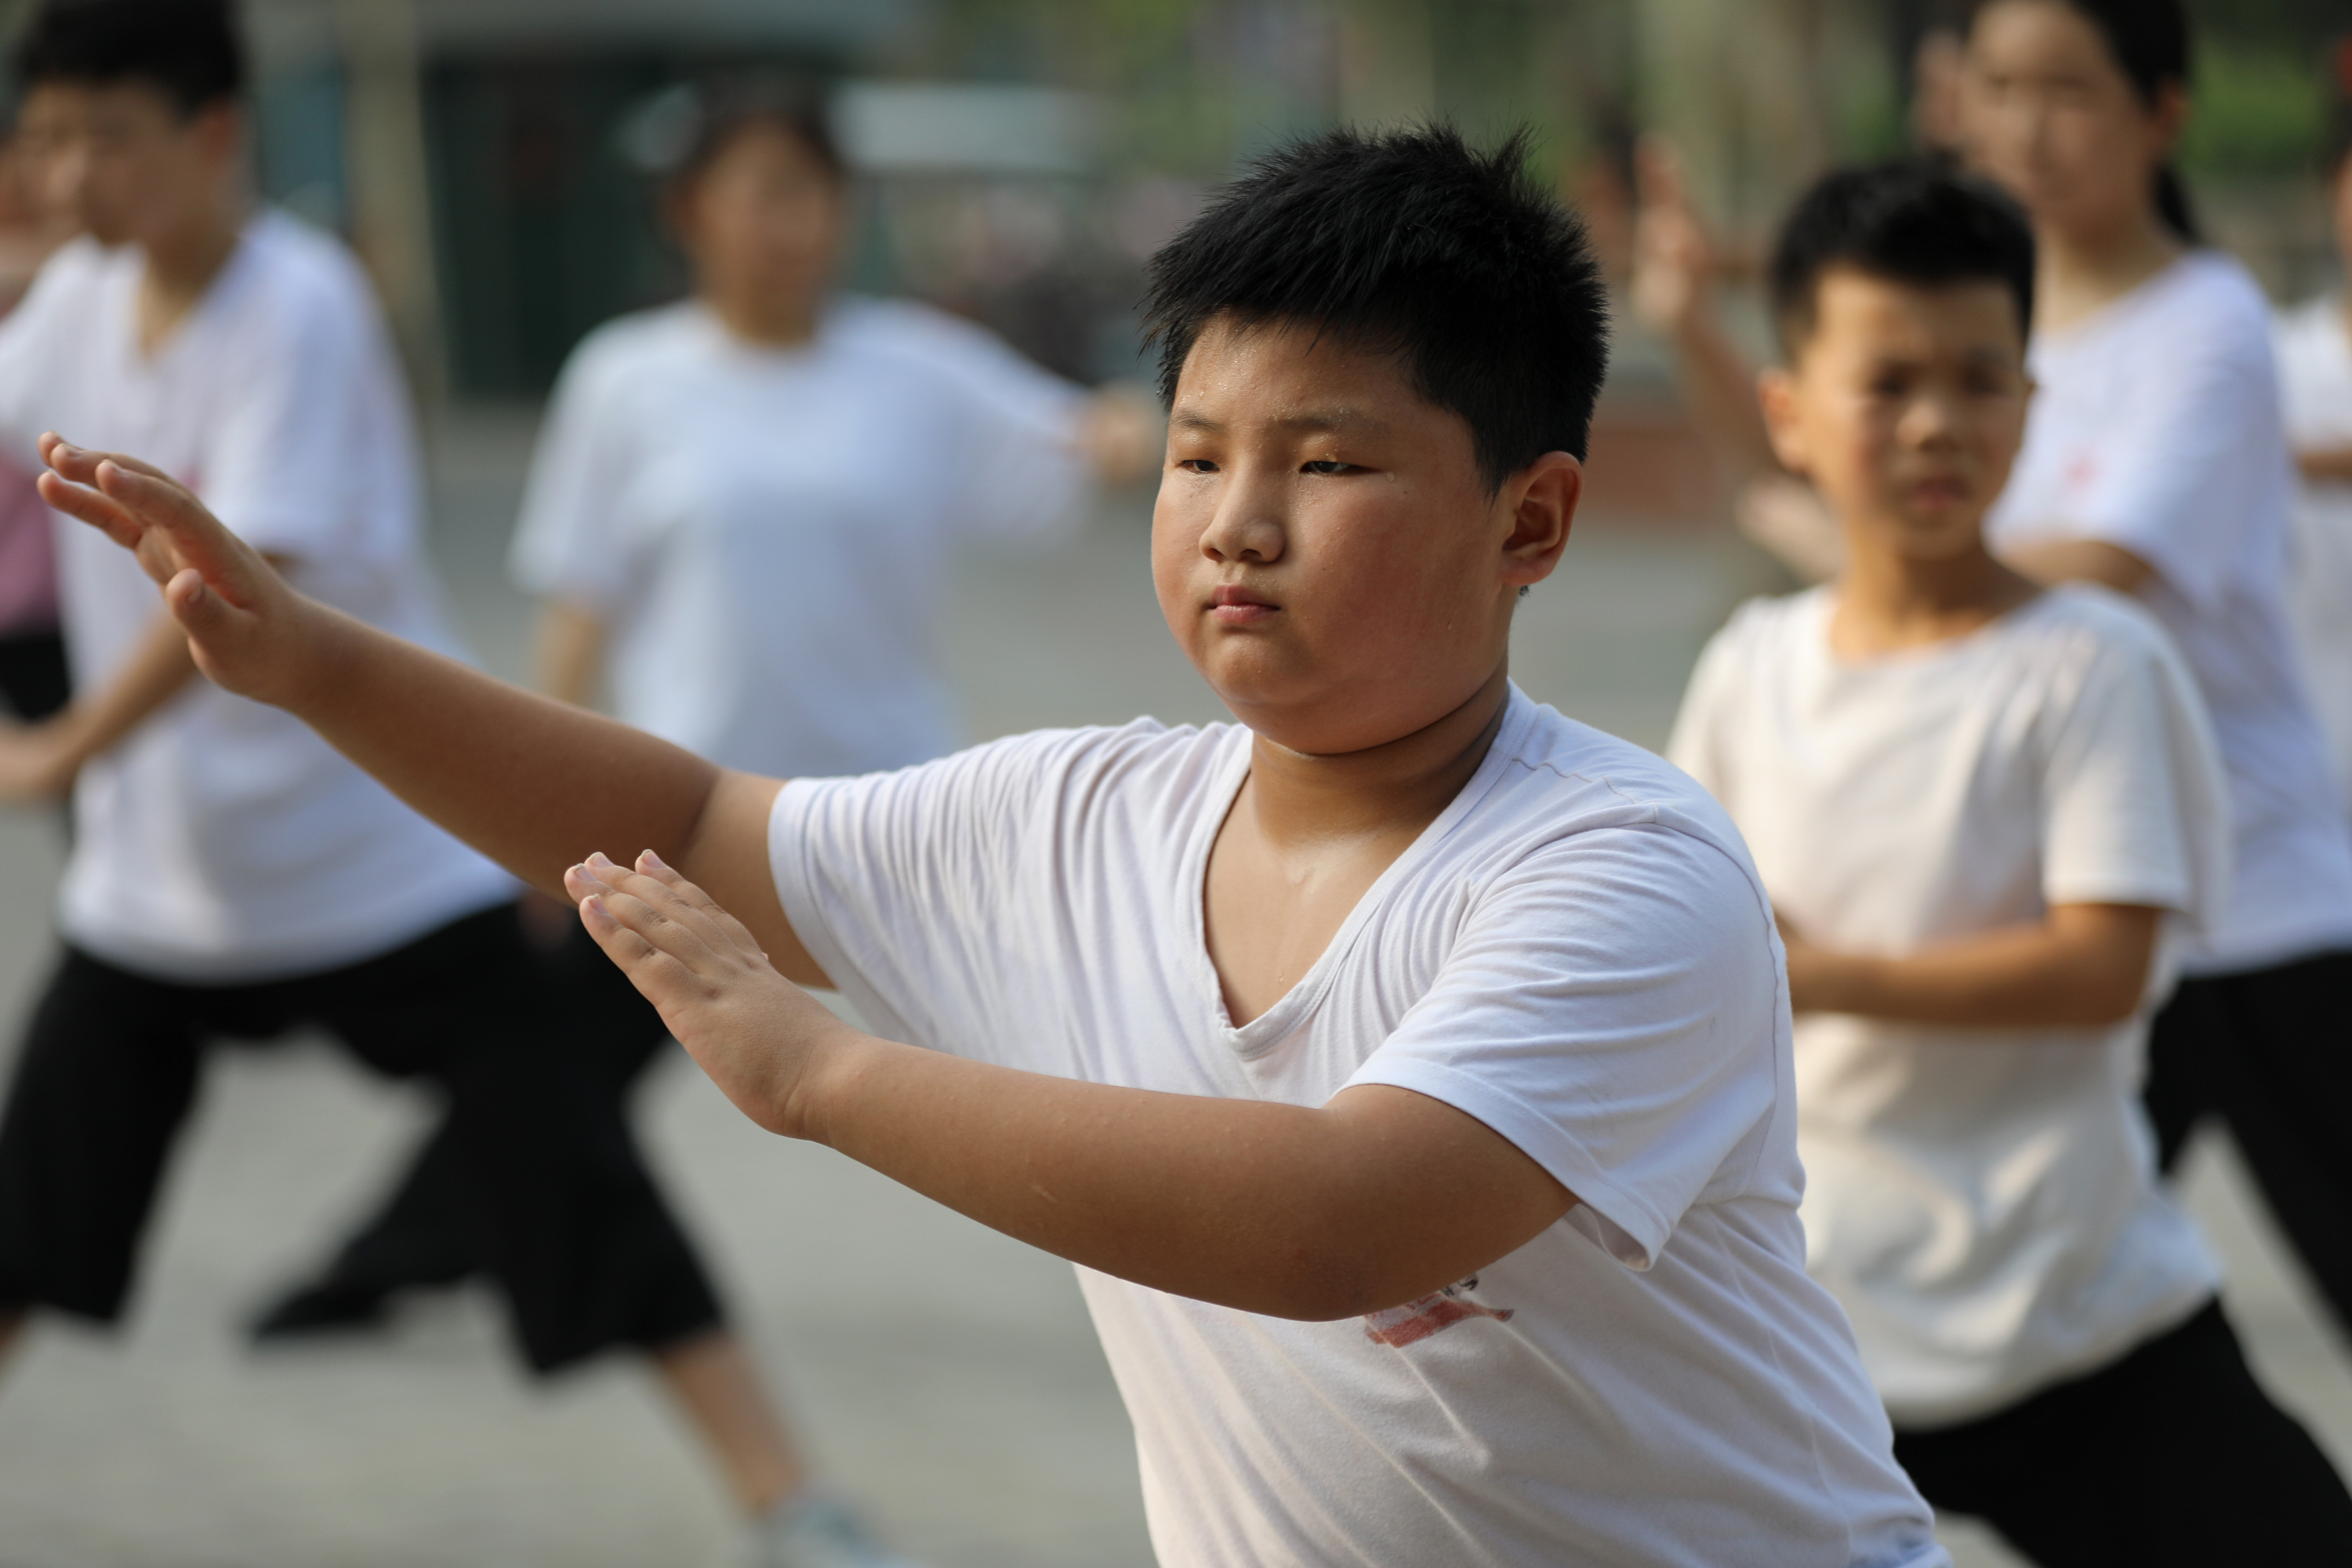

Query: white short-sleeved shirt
[[1987, 251, 2352, 973], [2274, 294, 2352, 814], [1669, 586, 2228, 1427], [0, 213, 512, 980], [771, 688, 1943, 1568], [509, 297, 1091, 778]]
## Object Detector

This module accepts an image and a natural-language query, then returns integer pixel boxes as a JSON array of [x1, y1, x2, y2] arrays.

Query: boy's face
[[1759, 269, 2029, 564], [1153, 317, 1577, 755], [16, 81, 237, 249]]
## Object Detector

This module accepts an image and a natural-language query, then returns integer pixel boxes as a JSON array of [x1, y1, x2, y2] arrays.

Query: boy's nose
[[1199, 484, 1287, 564]]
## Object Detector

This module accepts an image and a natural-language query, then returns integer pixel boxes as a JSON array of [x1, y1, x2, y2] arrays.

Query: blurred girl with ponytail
[[1959, 0, 2352, 1407]]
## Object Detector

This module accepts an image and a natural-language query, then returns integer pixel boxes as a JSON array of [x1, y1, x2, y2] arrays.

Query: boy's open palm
[[36, 434, 313, 705], [568, 849, 849, 1138]]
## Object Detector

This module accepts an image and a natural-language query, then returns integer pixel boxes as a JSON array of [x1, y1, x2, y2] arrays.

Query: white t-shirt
[[2274, 293, 2352, 815], [0, 212, 513, 981], [771, 689, 1943, 1568], [1668, 586, 2228, 1428], [510, 297, 1091, 778], [1988, 250, 2352, 973]]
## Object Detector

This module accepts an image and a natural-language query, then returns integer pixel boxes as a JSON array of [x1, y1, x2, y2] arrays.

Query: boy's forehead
[[1802, 267, 2025, 361], [1171, 316, 1426, 427], [22, 77, 183, 128]]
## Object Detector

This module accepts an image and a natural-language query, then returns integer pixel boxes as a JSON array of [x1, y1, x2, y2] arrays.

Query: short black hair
[[13, 0, 244, 118], [1768, 158, 2035, 358], [619, 72, 844, 193], [1142, 124, 1608, 485]]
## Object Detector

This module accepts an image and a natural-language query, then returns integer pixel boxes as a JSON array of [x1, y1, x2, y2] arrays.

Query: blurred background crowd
[[0, 3, 2349, 1566], [5, 0, 2324, 519]]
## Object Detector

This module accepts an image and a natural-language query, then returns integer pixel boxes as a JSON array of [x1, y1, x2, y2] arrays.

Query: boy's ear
[[1500, 451, 1580, 590], [1756, 366, 1809, 479]]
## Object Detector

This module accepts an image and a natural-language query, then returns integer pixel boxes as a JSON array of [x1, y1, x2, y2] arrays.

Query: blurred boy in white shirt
[[1669, 158, 2352, 1565]]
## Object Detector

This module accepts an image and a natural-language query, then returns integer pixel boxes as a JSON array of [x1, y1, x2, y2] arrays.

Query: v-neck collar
[[118, 213, 263, 374], [1182, 685, 1533, 1062]]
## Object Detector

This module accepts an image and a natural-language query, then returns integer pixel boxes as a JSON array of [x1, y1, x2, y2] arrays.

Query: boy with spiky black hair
[[40, 125, 1943, 1566], [1670, 158, 2352, 1562]]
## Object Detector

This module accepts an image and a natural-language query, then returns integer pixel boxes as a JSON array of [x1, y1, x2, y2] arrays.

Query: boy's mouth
[[1905, 476, 1969, 510], [1209, 583, 1279, 626]]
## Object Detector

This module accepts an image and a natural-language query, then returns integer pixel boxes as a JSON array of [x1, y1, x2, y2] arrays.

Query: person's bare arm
[[0, 610, 192, 798], [2003, 538, 2156, 596], [2296, 445, 2352, 485], [1630, 136, 1780, 481], [570, 850, 1577, 1320], [533, 598, 608, 707], [1781, 902, 2162, 1029], [36, 434, 826, 985]]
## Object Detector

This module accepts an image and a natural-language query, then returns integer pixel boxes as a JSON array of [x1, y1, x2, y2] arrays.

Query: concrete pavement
[[0, 407, 2343, 1566]]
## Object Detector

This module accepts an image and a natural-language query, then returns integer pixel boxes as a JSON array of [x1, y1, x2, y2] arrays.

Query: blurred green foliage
[[2180, 42, 2331, 176]]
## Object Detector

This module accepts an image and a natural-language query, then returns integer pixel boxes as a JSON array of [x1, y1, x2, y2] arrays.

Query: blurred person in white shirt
[[2272, 57, 2352, 817], [1634, 0, 2352, 1342]]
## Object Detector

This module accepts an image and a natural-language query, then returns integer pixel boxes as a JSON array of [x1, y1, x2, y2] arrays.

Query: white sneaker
[[755, 1490, 927, 1568]]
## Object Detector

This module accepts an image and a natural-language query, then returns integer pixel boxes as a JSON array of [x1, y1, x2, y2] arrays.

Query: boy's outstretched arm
[[38, 436, 826, 985], [568, 851, 1578, 1323]]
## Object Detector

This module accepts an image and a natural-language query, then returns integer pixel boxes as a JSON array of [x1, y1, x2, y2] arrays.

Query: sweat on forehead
[[1140, 123, 1609, 485]]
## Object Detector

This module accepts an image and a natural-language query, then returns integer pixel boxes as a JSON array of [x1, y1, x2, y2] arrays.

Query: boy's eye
[[1175, 458, 1219, 474], [1301, 460, 1356, 476]]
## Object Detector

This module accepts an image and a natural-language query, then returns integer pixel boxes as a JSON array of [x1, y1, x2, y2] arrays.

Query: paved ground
[[0, 406, 2344, 1566]]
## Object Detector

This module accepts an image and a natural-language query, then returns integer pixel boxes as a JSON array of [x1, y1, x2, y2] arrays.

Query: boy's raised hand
[[35, 434, 317, 706], [567, 849, 852, 1138]]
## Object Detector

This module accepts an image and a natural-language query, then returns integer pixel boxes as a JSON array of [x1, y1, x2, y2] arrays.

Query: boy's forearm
[[1671, 313, 1780, 481], [792, 1033, 1572, 1320], [2297, 445, 2352, 485], [1787, 903, 2160, 1029], [36, 611, 196, 775], [292, 605, 722, 895]]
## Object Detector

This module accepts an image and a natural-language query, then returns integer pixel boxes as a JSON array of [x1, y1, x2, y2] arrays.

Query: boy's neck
[[703, 289, 821, 350], [136, 197, 249, 357], [1243, 665, 1512, 848], [1830, 534, 2040, 659]]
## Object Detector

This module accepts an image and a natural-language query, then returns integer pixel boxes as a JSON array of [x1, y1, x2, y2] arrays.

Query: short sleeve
[[508, 331, 645, 612], [2038, 601, 2231, 928], [886, 306, 1094, 546], [1345, 822, 1783, 1271], [769, 726, 1142, 1054], [2042, 282, 2292, 614], [1664, 612, 1755, 810]]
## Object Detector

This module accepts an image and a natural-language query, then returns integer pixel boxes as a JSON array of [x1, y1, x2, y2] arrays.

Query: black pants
[[0, 629, 67, 720], [318, 921, 674, 1298], [0, 905, 720, 1373], [2143, 949, 2352, 1337], [1895, 1301, 2352, 1565]]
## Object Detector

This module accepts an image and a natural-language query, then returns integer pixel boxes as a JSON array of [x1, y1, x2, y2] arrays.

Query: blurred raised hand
[[1630, 136, 1719, 336]]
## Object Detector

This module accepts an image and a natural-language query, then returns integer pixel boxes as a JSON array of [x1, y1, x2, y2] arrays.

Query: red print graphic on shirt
[[1362, 1275, 1514, 1348], [2062, 449, 2099, 499]]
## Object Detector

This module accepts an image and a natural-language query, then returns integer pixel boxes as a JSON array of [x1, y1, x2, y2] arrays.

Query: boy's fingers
[[42, 435, 173, 486], [34, 469, 145, 552], [629, 849, 768, 956], [579, 895, 691, 996], [572, 860, 726, 970]]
